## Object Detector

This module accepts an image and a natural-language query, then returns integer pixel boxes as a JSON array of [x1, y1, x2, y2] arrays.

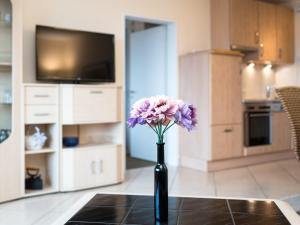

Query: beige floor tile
[[169, 167, 216, 197], [214, 167, 265, 198], [248, 162, 300, 199], [278, 159, 300, 183]]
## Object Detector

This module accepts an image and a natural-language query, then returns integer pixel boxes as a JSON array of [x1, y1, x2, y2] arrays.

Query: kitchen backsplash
[[242, 61, 300, 100], [242, 64, 276, 100]]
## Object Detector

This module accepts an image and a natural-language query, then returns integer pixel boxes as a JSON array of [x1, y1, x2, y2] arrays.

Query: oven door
[[245, 112, 271, 147]]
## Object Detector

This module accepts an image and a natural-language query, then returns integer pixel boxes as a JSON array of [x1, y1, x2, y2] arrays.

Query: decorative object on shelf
[[25, 167, 43, 190], [2, 89, 12, 104], [0, 129, 10, 143], [63, 136, 79, 147], [127, 96, 197, 222], [25, 126, 47, 151]]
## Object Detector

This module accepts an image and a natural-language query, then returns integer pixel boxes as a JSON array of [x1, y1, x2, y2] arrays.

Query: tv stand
[[22, 83, 125, 195]]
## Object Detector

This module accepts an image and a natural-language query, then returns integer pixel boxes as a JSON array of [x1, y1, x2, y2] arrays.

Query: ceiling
[[260, 0, 300, 11]]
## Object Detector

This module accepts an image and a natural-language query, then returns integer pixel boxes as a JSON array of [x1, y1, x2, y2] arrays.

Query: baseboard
[[207, 151, 295, 172]]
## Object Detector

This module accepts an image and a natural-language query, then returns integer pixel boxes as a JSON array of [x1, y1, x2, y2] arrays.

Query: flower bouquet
[[127, 95, 196, 222]]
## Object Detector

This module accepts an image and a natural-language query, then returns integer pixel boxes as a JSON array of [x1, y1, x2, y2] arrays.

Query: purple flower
[[127, 96, 197, 133], [176, 102, 197, 131]]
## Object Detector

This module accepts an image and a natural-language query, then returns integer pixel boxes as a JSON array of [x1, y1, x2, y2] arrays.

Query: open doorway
[[125, 17, 177, 170]]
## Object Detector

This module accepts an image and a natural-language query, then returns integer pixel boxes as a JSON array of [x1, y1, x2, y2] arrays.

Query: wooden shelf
[[0, 62, 12, 69], [25, 148, 56, 155], [25, 184, 57, 197]]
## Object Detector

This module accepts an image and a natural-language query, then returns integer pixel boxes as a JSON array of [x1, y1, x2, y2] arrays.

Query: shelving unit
[[23, 84, 59, 196], [60, 85, 124, 191], [0, 1, 12, 137]]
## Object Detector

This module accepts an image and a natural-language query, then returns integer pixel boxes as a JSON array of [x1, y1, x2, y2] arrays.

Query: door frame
[[123, 14, 179, 166]]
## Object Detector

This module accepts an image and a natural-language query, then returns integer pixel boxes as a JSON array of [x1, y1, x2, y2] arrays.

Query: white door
[[127, 25, 167, 162]]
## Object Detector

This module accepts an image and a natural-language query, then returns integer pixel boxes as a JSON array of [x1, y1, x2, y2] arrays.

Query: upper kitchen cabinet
[[257, 2, 277, 62], [249, 3, 294, 64], [211, 0, 259, 51], [276, 5, 294, 64]]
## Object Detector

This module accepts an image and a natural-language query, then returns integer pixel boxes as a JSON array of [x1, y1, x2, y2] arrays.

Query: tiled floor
[[1, 159, 300, 225]]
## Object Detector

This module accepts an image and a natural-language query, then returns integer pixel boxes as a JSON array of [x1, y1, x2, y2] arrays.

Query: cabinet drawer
[[25, 86, 58, 105], [62, 145, 120, 190], [25, 105, 57, 124], [73, 87, 119, 123], [211, 124, 243, 160]]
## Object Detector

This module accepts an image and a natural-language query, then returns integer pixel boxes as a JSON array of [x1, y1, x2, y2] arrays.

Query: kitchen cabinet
[[211, 124, 243, 160], [276, 5, 294, 64], [211, 54, 243, 125], [254, 3, 294, 64], [179, 50, 243, 165], [272, 112, 292, 152], [258, 2, 277, 62], [211, 0, 259, 51]]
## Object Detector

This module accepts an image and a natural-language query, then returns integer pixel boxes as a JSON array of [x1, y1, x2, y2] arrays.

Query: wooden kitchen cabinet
[[276, 5, 294, 64], [211, 124, 243, 160], [211, 54, 243, 125], [179, 50, 243, 165], [211, 0, 259, 51], [272, 112, 292, 152], [258, 2, 277, 62]]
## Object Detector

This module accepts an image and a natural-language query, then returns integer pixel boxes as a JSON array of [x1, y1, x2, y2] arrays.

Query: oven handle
[[249, 113, 270, 118]]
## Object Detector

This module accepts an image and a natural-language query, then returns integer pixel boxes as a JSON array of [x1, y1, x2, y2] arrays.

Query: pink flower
[[127, 96, 197, 133]]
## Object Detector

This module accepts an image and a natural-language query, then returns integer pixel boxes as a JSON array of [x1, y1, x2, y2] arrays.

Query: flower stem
[[162, 121, 176, 134]]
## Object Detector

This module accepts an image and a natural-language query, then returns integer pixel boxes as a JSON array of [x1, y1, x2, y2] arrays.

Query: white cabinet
[[24, 85, 58, 124], [61, 85, 121, 124], [61, 144, 122, 191], [25, 86, 58, 105], [25, 105, 57, 124]]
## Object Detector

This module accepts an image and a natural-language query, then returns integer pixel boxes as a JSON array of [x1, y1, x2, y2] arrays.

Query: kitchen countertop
[[52, 192, 300, 225], [242, 98, 281, 104]]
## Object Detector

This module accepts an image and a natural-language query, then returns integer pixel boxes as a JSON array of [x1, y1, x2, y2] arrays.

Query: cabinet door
[[276, 5, 294, 64], [258, 2, 277, 62], [272, 112, 292, 152], [211, 124, 243, 160], [62, 146, 119, 190], [73, 87, 120, 124], [211, 54, 242, 125], [230, 0, 259, 49]]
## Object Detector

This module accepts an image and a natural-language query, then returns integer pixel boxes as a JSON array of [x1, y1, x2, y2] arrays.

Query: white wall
[[22, 0, 211, 84]]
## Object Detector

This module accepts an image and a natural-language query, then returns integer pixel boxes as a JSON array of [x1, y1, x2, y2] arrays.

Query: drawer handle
[[34, 113, 50, 117], [34, 94, 50, 98], [224, 128, 233, 133], [99, 160, 103, 173], [90, 90, 103, 94], [91, 161, 97, 174]]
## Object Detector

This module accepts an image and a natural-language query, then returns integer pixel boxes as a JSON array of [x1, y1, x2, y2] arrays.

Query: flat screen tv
[[36, 25, 115, 83]]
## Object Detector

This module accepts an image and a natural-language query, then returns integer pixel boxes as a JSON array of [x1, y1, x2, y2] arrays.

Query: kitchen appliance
[[244, 101, 283, 147], [36, 25, 115, 83]]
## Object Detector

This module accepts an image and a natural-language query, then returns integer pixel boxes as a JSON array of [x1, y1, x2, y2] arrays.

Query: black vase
[[154, 143, 168, 222]]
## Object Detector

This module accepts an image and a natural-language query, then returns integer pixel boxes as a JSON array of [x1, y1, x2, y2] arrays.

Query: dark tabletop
[[65, 194, 291, 225]]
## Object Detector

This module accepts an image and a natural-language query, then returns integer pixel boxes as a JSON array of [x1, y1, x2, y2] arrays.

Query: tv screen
[[36, 25, 115, 83]]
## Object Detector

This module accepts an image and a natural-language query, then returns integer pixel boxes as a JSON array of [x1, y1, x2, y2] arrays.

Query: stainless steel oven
[[244, 101, 282, 147]]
